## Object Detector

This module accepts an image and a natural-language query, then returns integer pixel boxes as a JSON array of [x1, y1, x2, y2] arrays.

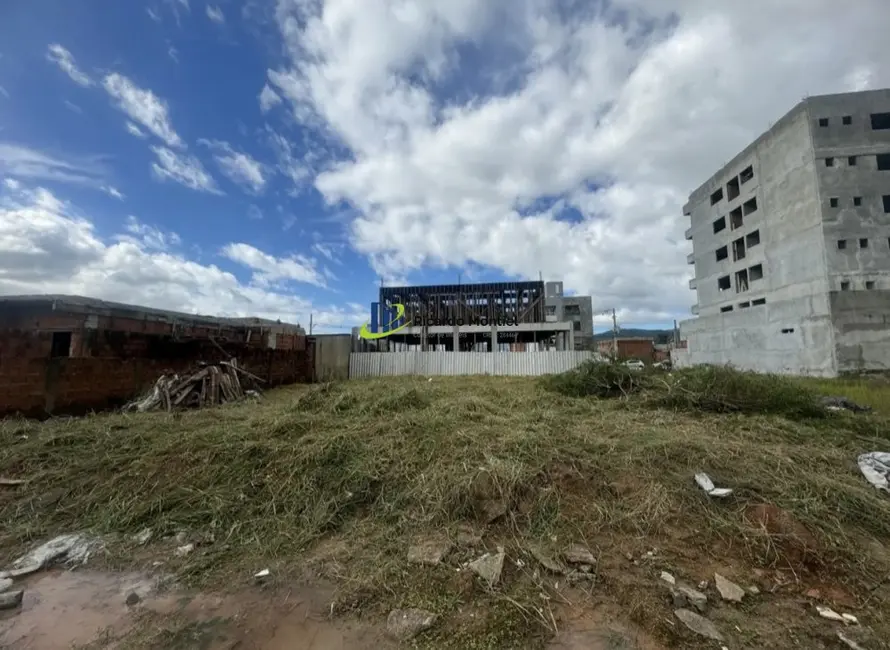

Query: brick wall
[[0, 329, 314, 418], [596, 338, 656, 363]]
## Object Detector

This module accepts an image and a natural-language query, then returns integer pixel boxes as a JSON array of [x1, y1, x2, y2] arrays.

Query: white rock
[[714, 573, 746, 602], [174, 543, 194, 557], [468, 551, 505, 588], [660, 571, 676, 585], [674, 608, 723, 641]]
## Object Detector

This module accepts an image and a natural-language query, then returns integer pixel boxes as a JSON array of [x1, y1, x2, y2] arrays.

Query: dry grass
[[3, 372, 890, 648]]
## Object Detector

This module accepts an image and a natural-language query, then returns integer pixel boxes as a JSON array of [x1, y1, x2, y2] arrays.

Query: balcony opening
[[710, 187, 723, 205], [825, 157, 835, 167], [726, 176, 740, 201], [720, 306, 733, 313], [743, 197, 758, 215], [715, 245, 728, 262], [713, 216, 726, 233], [871, 112, 890, 130], [830, 197, 839, 208], [843, 115, 852, 125], [732, 237, 746, 262], [718, 275, 731, 291], [860, 238, 869, 248], [745, 230, 761, 248], [866, 281, 876, 290], [50, 331, 72, 358], [854, 196, 862, 206], [752, 298, 766, 306], [735, 269, 749, 293], [878, 153, 890, 171], [841, 281, 851, 291], [749, 263, 764, 282], [739, 165, 754, 184], [837, 239, 847, 250], [729, 206, 744, 230], [849, 156, 857, 166]]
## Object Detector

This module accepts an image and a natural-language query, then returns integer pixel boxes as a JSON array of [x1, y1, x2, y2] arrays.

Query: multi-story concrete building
[[675, 88, 890, 377], [543, 281, 594, 350]]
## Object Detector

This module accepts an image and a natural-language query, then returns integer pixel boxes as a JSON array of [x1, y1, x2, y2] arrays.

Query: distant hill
[[592, 328, 675, 344]]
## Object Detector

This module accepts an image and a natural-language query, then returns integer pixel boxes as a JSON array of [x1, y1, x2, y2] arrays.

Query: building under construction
[[358, 280, 592, 351]]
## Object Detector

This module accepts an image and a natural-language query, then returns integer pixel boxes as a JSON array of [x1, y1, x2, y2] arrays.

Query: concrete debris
[[674, 608, 723, 641], [0, 477, 26, 486], [821, 396, 872, 413], [407, 538, 453, 566], [455, 525, 483, 548], [838, 629, 871, 650], [660, 571, 676, 586], [479, 499, 508, 523], [672, 585, 708, 613], [133, 528, 153, 545], [714, 573, 745, 602], [468, 550, 505, 588], [562, 544, 596, 566], [0, 577, 12, 592], [748, 585, 761, 595], [174, 531, 189, 545], [0, 590, 24, 610], [817, 605, 859, 625], [254, 569, 270, 579], [694, 472, 733, 498], [386, 608, 437, 641], [6, 534, 99, 576], [174, 543, 195, 557], [697, 580, 709, 591], [124, 359, 264, 412], [857, 452, 890, 493]]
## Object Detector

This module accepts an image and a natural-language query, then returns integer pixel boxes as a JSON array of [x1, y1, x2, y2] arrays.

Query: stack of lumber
[[125, 360, 264, 412]]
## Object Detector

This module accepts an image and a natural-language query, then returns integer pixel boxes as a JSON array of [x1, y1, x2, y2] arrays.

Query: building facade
[[597, 337, 656, 363], [364, 280, 593, 352], [676, 88, 890, 376]]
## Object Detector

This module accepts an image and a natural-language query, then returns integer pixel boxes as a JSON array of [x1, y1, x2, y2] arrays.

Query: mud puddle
[[0, 569, 391, 650]]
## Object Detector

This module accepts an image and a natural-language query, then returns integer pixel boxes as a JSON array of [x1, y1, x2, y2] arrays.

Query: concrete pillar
[[491, 324, 498, 352], [567, 328, 575, 351], [557, 332, 565, 351], [453, 324, 460, 352], [421, 325, 428, 352]]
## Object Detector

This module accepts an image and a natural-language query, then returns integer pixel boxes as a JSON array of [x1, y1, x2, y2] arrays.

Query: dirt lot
[[2, 369, 890, 649]]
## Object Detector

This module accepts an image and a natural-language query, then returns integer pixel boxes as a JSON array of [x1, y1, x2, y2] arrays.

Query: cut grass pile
[[2, 369, 890, 648]]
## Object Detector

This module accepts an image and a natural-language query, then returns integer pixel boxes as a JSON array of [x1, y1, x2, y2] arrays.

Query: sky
[[1, 0, 888, 333]]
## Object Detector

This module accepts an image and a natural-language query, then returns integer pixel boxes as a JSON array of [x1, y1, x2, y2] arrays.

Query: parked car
[[623, 359, 645, 371]]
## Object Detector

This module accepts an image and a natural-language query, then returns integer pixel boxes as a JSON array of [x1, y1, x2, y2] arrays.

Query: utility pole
[[309, 313, 313, 335], [611, 308, 618, 359]]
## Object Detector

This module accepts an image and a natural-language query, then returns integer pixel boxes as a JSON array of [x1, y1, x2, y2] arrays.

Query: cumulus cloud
[[221, 243, 326, 288], [151, 146, 221, 194], [258, 83, 282, 113], [199, 139, 267, 194], [0, 185, 361, 329], [269, 0, 890, 325], [206, 5, 225, 23], [46, 44, 93, 87], [103, 73, 184, 148]]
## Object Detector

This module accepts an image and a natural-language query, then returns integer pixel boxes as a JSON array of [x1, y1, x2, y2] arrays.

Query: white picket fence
[[349, 351, 602, 378]]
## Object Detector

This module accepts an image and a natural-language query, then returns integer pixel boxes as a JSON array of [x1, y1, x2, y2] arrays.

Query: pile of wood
[[125, 360, 265, 412]]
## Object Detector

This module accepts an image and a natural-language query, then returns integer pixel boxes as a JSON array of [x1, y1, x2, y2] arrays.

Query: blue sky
[[0, 0, 887, 332]]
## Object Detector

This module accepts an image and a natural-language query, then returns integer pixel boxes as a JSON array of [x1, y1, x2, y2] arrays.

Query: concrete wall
[[829, 290, 890, 372], [312, 334, 353, 381], [349, 351, 603, 378]]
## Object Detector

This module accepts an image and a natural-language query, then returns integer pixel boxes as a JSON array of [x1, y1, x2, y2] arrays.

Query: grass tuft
[[541, 360, 646, 398]]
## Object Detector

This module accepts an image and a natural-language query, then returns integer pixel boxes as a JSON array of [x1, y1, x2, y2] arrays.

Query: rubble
[[124, 359, 264, 412], [386, 608, 437, 640], [2, 534, 99, 578], [674, 608, 723, 642], [671, 585, 708, 613], [857, 452, 890, 493], [563, 544, 596, 566], [695, 472, 733, 498], [820, 396, 872, 413], [714, 573, 746, 602], [660, 571, 676, 586], [407, 538, 452, 566], [0, 590, 24, 610], [527, 545, 567, 575]]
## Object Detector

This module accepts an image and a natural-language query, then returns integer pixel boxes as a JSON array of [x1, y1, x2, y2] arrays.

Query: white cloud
[[168, 46, 180, 63], [222, 243, 326, 288], [265, 127, 310, 187], [103, 73, 184, 148], [0, 185, 359, 330], [199, 139, 267, 194], [311, 241, 343, 264], [247, 204, 263, 220], [206, 5, 225, 23], [126, 122, 148, 139], [0, 143, 107, 188], [269, 0, 890, 325], [259, 84, 282, 113], [147, 7, 162, 22], [46, 44, 93, 87], [102, 186, 125, 200], [151, 146, 221, 194], [0, 86, 10, 99], [63, 100, 83, 114]]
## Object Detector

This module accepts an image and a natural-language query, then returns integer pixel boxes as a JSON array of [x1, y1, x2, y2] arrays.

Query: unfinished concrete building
[[675, 88, 890, 376], [363, 280, 593, 351]]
